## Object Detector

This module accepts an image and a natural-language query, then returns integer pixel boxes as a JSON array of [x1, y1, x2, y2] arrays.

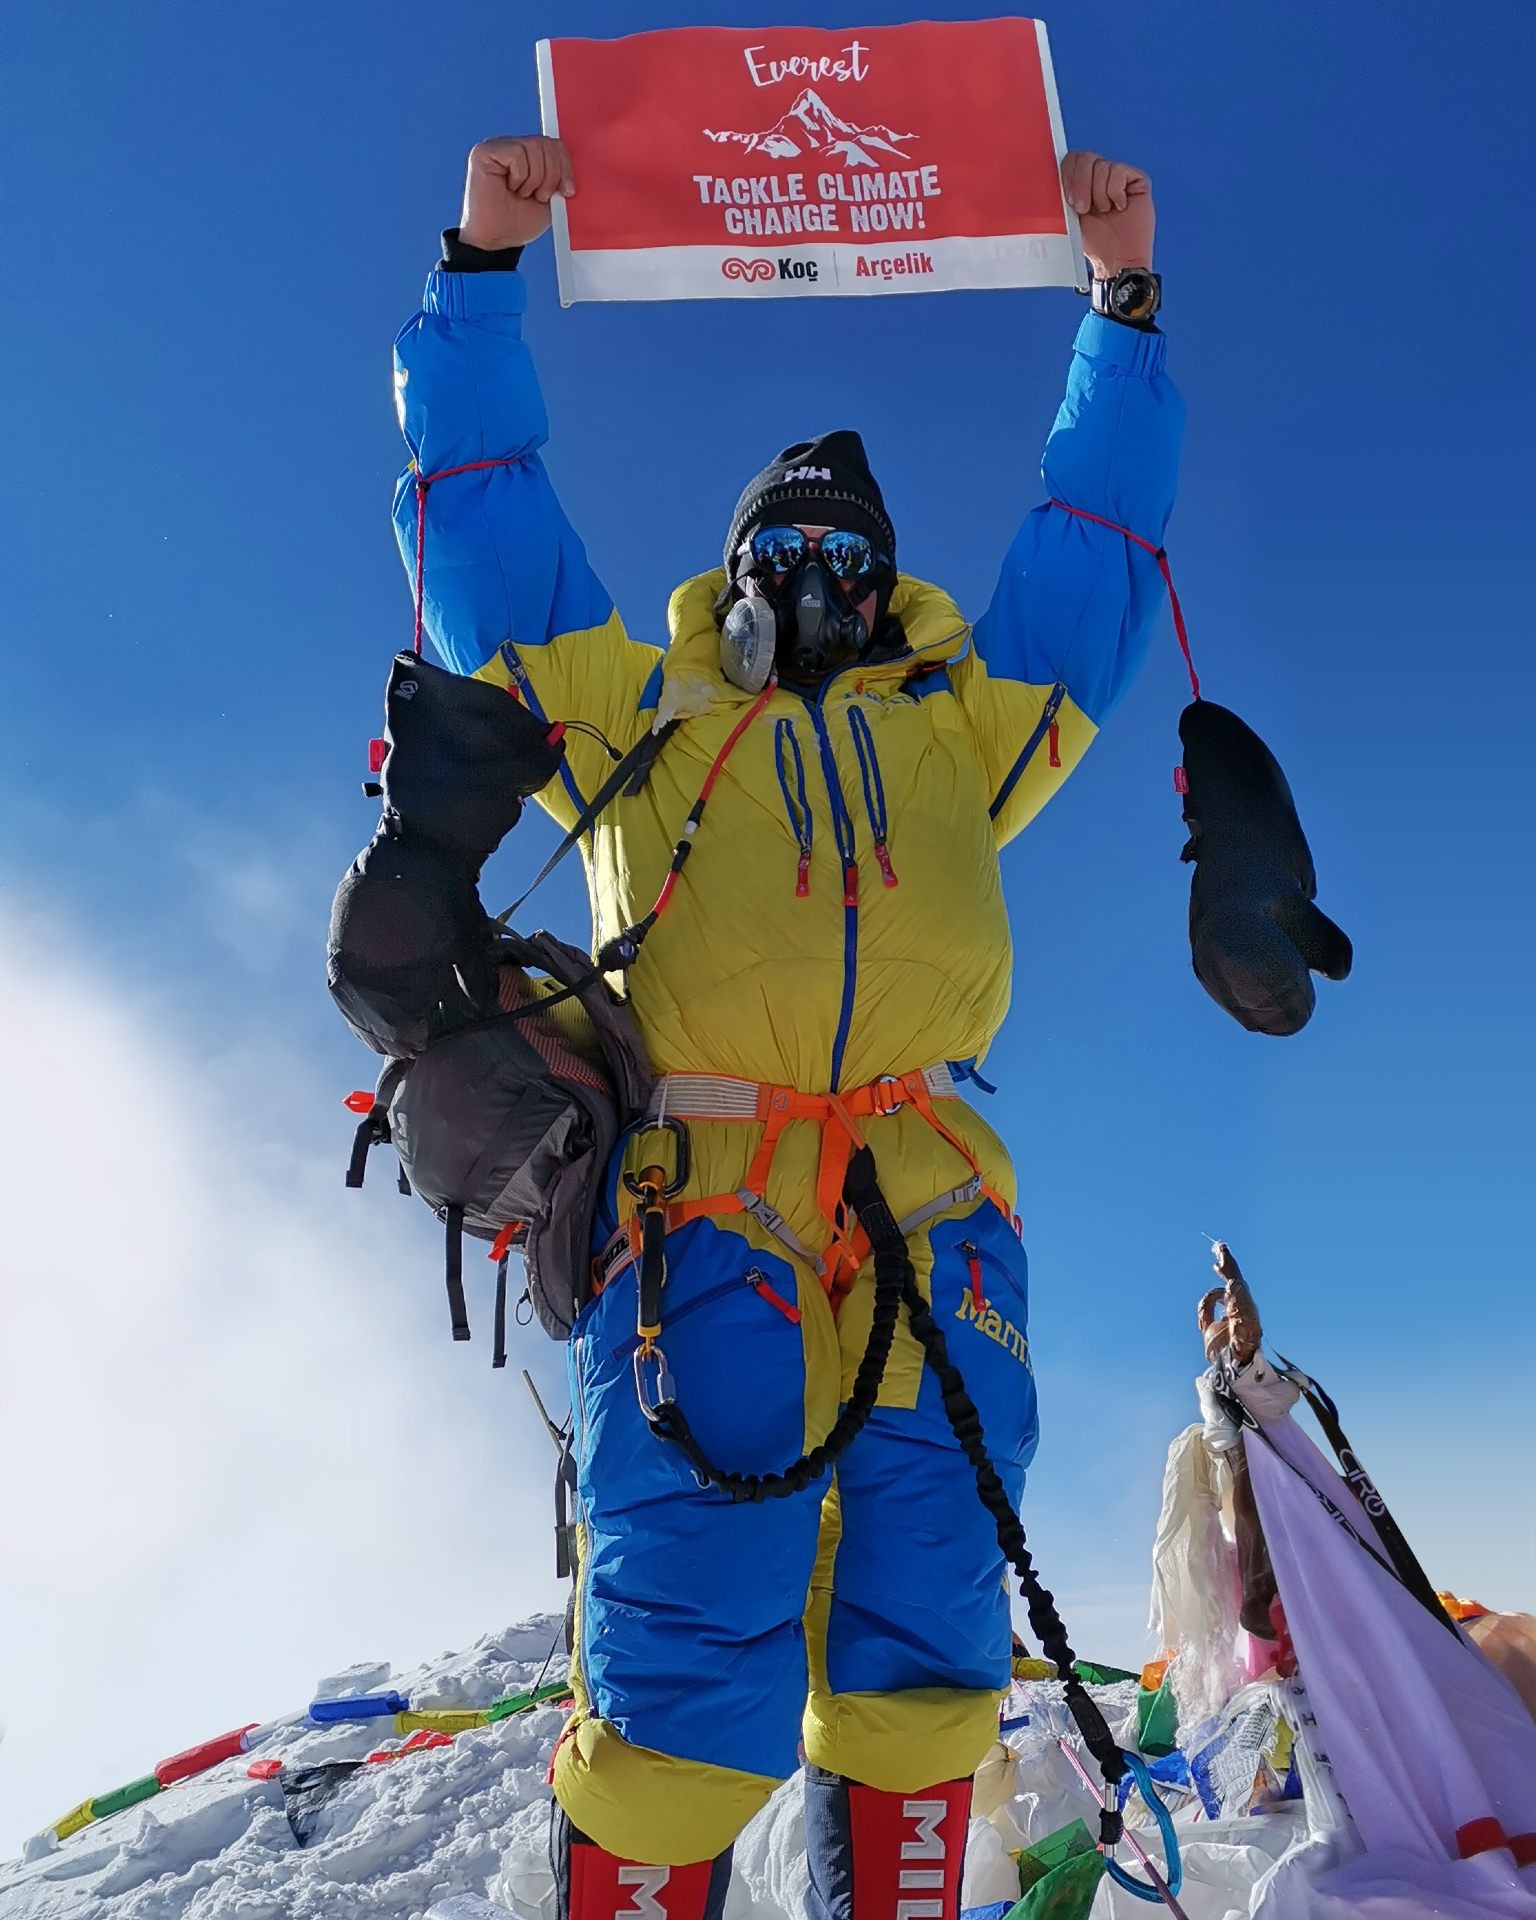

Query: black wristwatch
[[1090, 267, 1162, 328]]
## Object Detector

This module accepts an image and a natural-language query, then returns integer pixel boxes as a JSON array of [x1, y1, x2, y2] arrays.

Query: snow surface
[[3, 1616, 1531, 1920]]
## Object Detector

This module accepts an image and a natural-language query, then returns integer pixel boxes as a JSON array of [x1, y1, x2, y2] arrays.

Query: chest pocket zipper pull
[[961, 1239, 987, 1314], [1048, 720, 1061, 769], [848, 706, 899, 888], [775, 719, 814, 898], [746, 1269, 802, 1324]]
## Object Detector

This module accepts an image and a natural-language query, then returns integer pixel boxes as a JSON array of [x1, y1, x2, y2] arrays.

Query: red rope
[[1049, 499, 1199, 700], [411, 457, 520, 655], [648, 681, 777, 921]]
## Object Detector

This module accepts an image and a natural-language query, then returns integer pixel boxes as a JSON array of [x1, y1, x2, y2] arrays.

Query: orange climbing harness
[[604, 1064, 1016, 1308]]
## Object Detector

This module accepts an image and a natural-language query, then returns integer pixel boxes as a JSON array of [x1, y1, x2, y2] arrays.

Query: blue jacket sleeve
[[954, 312, 1185, 845], [391, 268, 659, 820]]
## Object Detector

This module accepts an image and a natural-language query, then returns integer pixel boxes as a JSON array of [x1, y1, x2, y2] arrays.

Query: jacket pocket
[[846, 704, 898, 888], [988, 682, 1068, 823], [774, 718, 814, 898]]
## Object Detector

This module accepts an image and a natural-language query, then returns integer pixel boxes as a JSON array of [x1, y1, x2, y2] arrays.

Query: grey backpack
[[344, 926, 651, 1345], [330, 650, 669, 1348]]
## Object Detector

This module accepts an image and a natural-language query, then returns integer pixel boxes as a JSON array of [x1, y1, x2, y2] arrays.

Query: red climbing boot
[[804, 1767, 973, 1920], [553, 1807, 732, 1920]]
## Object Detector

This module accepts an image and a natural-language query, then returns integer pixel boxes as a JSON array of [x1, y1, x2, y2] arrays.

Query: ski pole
[[521, 1369, 569, 1455]]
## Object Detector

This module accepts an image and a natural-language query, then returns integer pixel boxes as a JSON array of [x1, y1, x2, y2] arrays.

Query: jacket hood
[[653, 569, 971, 725]]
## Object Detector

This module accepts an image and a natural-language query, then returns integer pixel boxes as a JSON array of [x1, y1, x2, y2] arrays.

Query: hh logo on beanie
[[724, 430, 896, 574]]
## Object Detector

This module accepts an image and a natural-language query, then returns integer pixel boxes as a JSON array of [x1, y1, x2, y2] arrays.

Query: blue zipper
[[989, 682, 1068, 822], [846, 705, 898, 888], [773, 718, 814, 897], [791, 634, 966, 1091], [607, 1270, 794, 1360], [571, 1335, 595, 1704], [803, 694, 860, 1091]]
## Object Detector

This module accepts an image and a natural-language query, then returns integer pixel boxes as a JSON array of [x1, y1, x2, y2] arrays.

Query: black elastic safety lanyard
[[637, 1143, 1128, 1830]]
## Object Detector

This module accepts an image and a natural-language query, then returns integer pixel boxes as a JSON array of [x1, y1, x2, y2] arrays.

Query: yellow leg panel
[[802, 1683, 1003, 1794], [804, 1478, 842, 1698], [552, 1712, 781, 1865]]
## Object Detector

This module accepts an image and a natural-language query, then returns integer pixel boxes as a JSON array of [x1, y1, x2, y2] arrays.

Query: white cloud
[[0, 904, 569, 1856]]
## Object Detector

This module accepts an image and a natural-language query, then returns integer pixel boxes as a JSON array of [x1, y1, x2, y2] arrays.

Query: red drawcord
[[412, 456, 521, 655], [1048, 499, 1200, 700], [413, 475, 427, 653]]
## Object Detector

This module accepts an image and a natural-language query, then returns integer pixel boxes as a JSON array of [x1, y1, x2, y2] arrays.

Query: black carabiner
[[623, 1115, 691, 1199]]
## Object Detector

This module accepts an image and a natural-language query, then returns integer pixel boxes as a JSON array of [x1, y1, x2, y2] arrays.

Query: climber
[[390, 134, 1183, 1920]]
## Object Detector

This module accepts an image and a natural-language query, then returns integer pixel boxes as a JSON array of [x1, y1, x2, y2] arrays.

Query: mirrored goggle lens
[[818, 531, 876, 581], [748, 526, 877, 581], [749, 526, 808, 573]]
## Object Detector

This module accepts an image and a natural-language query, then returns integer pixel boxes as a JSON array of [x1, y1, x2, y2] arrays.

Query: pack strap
[[495, 679, 775, 962], [443, 1205, 471, 1343], [492, 1255, 509, 1370], [345, 1109, 385, 1189], [343, 1061, 412, 1191], [496, 719, 680, 928]]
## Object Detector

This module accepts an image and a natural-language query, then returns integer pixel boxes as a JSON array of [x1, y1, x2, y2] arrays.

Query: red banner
[[538, 21, 1083, 302]]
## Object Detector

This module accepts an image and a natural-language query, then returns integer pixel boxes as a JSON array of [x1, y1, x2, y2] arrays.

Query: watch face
[[1112, 271, 1156, 317]]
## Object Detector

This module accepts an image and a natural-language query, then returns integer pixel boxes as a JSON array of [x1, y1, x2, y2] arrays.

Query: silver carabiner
[[632, 1341, 676, 1417]]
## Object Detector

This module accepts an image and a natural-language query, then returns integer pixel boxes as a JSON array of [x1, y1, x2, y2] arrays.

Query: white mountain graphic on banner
[[705, 88, 917, 166]]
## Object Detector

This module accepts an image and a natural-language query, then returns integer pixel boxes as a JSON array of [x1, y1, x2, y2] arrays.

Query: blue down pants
[[551, 1194, 1039, 1867]]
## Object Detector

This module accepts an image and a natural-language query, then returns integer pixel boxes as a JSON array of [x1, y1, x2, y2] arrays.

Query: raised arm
[[952, 153, 1186, 845], [392, 138, 660, 825]]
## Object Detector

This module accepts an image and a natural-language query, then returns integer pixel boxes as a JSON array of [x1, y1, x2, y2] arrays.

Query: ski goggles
[[747, 525, 883, 582]]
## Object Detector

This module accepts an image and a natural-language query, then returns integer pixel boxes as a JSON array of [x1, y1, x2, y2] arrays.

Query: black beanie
[[723, 430, 896, 576]]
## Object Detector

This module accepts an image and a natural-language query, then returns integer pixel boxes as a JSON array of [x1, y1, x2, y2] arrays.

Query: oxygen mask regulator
[[721, 553, 872, 693]]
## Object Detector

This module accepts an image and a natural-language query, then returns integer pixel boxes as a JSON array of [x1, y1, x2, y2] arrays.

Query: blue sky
[[3, 0, 1534, 1856]]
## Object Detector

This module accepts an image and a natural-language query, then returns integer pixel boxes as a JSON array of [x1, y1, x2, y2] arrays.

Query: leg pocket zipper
[[609, 1269, 798, 1357]]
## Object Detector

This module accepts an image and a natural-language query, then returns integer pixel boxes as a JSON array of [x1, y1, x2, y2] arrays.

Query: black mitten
[[328, 834, 492, 1056], [327, 652, 568, 1056], [1179, 700, 1352, 1036], [377, 650, 566, 857]]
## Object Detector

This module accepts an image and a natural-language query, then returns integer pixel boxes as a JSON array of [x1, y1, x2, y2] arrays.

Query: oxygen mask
[[721, 526, 887, 692]]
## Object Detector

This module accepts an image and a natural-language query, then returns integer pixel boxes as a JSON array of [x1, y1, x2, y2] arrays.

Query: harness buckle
[[633, 1341, 676, 1418], [872, 1076, 905, 1117]]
